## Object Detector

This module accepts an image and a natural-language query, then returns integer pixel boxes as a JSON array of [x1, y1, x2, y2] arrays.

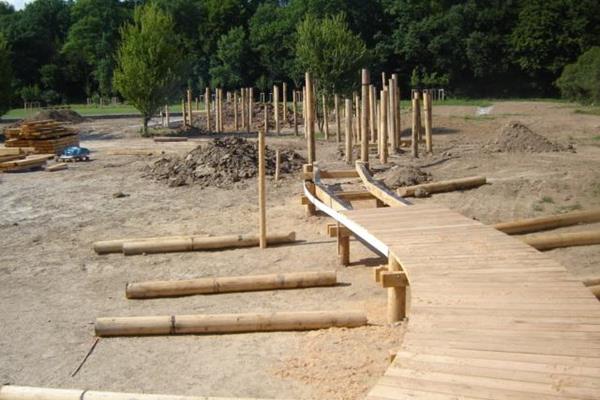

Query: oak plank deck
[[339, 204, 600, 400]]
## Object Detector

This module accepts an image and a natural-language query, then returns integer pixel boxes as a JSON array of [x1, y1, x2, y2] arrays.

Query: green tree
[[296, 13, 367, 96], [62, 0, 127, 97], [0, 33, 12, 116], [556, 47, 600, 104], [511, 0, 600, 95], [209, 26, 250, 89], [113, 4, 186, 136]]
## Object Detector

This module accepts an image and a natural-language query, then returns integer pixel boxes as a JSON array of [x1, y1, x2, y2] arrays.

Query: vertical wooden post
[[165, 104, 170, 128], [369, 85, 376, 143], [240, 88, 247, 129], [387, 256, 407, 323], [234, 91, 239, 131], [416, 91, 423, 141], [334, 94, 341, 143], [275, 149, 280, 181], [323, 94, 329, 140], [345, 98, 353, 165], [258, 129, 267, 249], [412, 93, 419, 158], [382, 72, 387, 90], [181, 98, 186, 127], [425, 91, 433, 153], [264, 100, 269, 135], [187, 89, 193, 127], [361, 69, 370, 162], [305, 72, 315, 164], [354, 93, 361, 143], [392, 74, 401, 150], [388, 78, 397, 154], [205, 87, 211, 132], [282, 82, 287, 124], [249, 87, 254, 132], [273, 85, 280, 135], [380, 89, 388, 164], [339, 235, 350, 266], [303, 87, 307, 139], [292, 90, 298, 136], [303, 164, 316, 216], [195, 97, 199, 111]]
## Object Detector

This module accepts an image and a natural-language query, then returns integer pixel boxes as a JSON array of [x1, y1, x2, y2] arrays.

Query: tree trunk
[[142, 116, 149, 136]]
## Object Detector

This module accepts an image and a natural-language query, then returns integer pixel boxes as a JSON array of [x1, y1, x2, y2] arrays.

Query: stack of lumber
[[3, 120, 79, 154], [0, 153, 54, 172]]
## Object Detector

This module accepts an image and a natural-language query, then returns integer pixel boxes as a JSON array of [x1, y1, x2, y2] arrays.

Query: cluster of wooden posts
[[302, 69, 434, 166]]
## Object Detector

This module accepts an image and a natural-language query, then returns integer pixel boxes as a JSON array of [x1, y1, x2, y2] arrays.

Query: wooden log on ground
[[153, 137, 188, 143], [121, 232, 296, 255], [398, 176, 486, 197], [95, 310, 367, 337], [494, 208, 600, 235], [0, 385, 272, 400], [93, 235, 209, 255], [126, 271, 337, 299], [46, 163, 68, 172], [521, 230, 600, 251]]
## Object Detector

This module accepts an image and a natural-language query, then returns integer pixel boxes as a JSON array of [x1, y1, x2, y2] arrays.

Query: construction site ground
[[1, 100, 599, 400]]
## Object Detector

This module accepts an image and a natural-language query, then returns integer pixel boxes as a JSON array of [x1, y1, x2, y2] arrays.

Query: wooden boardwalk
[[340, 204, 600, 400]]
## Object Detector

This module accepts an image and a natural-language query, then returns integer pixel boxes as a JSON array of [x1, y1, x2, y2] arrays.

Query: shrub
[[556, 47, 600, 104]]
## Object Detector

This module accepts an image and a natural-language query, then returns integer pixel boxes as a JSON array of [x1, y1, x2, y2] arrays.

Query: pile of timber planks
[[3, 120, 79, 154], [0, 148, 55, 172]]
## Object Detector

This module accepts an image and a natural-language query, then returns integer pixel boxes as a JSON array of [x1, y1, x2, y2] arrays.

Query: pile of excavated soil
[[488, 121, 565, 153], [26, 109, 85, 124], [377, 165, 431, 190], [145, 137, 306, 187]]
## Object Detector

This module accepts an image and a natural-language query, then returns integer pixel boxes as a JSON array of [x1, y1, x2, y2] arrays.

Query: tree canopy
[[1, 0, 600, 108], [113, 3, 186, 135]]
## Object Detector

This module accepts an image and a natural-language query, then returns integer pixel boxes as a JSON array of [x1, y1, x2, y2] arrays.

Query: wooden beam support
[[380, 271, 408, 288], [355, 161, 411, 207], [387, 255, 408, 323], [302, 169, 359, 180]]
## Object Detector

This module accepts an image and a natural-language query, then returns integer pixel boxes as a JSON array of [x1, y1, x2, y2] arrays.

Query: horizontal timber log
[[126, 271, 337, 299], [398, 176, 486, 197], [521, 230, 600, 251], [494, 208, 600, 235], [122, 232, 296, 255], [302, 170, 359, 180], [95, 310, 367, 337]]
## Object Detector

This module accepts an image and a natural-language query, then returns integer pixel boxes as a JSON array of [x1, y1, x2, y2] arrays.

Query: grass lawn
[[2, 102, 207, 120], [574, 107, 600, 116]]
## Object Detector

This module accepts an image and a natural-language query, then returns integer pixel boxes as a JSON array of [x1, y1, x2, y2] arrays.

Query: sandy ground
[[1, 100, 599, 399]]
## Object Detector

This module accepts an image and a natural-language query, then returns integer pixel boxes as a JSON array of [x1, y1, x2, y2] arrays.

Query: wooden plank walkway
[[340, 204, 600, 400]]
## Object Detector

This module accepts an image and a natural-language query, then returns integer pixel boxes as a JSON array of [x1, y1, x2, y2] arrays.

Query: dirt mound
[[489, 121, 565, 153], [145, 137, 306, 187], [377, 165, 431, 189], [26, 109, 85, 124]]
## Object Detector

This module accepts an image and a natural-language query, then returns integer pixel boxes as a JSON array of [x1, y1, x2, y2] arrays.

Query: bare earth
[[1, 101, 599, 400]]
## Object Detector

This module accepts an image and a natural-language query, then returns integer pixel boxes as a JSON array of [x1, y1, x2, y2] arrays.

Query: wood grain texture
[[335, 205, 600, 400]]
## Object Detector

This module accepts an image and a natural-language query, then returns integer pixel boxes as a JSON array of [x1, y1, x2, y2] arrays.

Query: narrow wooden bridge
[[303, 163, 600, 400]]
